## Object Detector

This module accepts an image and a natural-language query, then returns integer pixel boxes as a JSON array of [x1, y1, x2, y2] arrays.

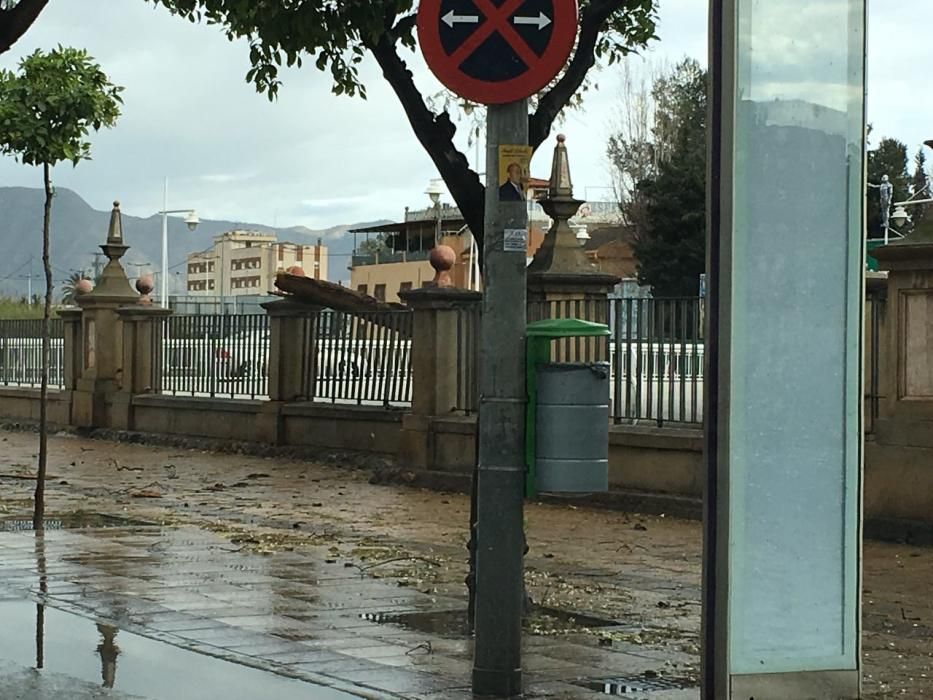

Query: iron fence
[[299, 310, 413, 407], [611, 298, 704, 426], [865, 287, 886, 435], [455, 306, 481, 414], [527, 298, 611, 363], [0, 318, 65, 389], [155, 314, 270, 400], [461, 298, 704, 425]]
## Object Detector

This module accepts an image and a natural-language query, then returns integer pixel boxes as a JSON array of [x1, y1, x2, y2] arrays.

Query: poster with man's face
[[498, 145, 533, 202]]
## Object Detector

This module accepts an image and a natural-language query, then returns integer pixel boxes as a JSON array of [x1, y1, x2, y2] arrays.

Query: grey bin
[[535, 362, 610, 493]]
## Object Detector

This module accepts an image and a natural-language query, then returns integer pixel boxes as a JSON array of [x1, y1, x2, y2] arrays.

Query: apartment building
[[186, 230, 328, 296]]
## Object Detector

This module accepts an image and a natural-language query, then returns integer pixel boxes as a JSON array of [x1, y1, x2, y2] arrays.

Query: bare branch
[[391, 13, 417, 38], [369, 33, 486, 247]]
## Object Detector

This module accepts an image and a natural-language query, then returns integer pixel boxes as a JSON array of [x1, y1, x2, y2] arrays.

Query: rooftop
[[213, 230, 279, 244]]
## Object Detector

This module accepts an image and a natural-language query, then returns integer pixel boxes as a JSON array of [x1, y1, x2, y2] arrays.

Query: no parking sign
[[418, 0, 578, 104]]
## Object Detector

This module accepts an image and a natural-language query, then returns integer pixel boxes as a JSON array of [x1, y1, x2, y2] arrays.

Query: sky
[[0, 0, 930, 231]]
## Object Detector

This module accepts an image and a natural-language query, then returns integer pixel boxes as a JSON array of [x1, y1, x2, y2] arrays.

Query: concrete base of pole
[[472, 666, 523, 698]]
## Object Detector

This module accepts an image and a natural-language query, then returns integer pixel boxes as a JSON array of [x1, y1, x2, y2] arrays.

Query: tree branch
[[391, 13, 417, 38], [529, 0, 620, 150], [368, 34, 486, 250], [0, 0, 49, 56]]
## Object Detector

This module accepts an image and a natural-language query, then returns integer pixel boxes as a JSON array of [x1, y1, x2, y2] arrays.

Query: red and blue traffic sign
[[418, 0, 579, 105]]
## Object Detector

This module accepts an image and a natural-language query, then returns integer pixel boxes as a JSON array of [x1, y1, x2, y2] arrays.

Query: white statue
[[868, 174, 894, 231]]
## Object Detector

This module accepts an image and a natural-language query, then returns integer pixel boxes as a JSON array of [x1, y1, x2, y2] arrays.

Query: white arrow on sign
[[442, 10, 480, 28], [513, 12, 552, 30]]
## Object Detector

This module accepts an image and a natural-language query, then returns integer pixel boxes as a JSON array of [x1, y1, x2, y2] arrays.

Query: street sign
[[418, 0, 579, 104]]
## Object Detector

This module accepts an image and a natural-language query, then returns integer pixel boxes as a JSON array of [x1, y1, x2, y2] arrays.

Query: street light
[[425, 178, 444, 245], [890, 206, 910, 230], [159, 177, 199, 308]]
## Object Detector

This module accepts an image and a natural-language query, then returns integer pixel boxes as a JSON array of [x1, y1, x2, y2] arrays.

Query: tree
[[0, 47, 123, 530], [61, 270, 88, 306], [0, 0, 49, 55], [606, 59, 662, 226], [866, 137, 909, 238], [608, 59, 707, 297], [357, 234, 391, 258], [148, 0, 659, 254], [910, 148, 931, 228]]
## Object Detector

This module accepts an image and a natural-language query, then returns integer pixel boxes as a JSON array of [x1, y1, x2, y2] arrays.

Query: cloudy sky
[[0, 0, 929, 231]]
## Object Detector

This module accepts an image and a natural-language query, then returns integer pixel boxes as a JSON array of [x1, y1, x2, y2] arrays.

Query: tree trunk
[[33, 162, 53, 531]]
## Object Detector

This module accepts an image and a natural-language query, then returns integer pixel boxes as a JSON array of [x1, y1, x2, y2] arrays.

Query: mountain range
[[0, 187, 389, 296]]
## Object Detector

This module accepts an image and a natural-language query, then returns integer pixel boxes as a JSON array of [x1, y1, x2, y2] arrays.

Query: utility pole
[[471, 100, 529, 698], [416, 2, 577, 695], [89, 252, 104, 282]]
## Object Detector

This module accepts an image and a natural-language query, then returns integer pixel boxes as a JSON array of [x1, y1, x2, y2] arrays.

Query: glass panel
[[728, 0, 865, 675]]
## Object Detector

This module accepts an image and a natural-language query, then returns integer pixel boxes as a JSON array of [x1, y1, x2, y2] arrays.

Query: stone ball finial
[[287, 265, 306, 277], [75, 279, 94, 296], [429, 245, 456, 288], [136, 274, 155, 305], [113, 200, 120, 208], [556, 133, 566, 144]]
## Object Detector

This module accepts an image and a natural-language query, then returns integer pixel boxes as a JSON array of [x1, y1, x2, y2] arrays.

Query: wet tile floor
[[0, 524, 699, 699]]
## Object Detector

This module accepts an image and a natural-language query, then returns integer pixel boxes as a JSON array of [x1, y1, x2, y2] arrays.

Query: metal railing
[[455, 306, 481, 414], [299, 310, 413, 407], [527, 298, 703, 426], [865, 287, 886, 435], [527, 298, 612, 364], [155, 314, 270, 400], [0, 319, 65, 389], [611, 298, 704, 426]]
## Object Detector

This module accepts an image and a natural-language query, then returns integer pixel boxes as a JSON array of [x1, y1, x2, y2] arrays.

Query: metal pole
[[702, 0, 727, 695], [472, 99, 528, 698], [161, 177, 169, 308]]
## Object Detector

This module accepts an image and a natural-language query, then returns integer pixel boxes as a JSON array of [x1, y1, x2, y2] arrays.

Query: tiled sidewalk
[[0, 523, 698, 699]]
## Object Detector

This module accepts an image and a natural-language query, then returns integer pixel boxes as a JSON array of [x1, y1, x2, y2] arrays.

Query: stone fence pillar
[[254, 298, 323, 444], [872, 239, 933, 435], [58, 308, 83, 392], [110, 303, 172, 430], [527, 135, 619, 360], [398, 286, 482, 471], [865, 236, 933, 524], [262, 298, 321, 403], [72, 202, 141, 428]]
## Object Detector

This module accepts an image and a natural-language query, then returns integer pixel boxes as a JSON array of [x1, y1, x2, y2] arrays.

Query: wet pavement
[[0, 428, 930, 698]]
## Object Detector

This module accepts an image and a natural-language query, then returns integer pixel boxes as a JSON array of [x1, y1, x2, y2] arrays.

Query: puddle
[[575, 675, 698, 695], [0, 512, 154, 531], [0, 599, 357, 700], [360, 605, 618, 638]]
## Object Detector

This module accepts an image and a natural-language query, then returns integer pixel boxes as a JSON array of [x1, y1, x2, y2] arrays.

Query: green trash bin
[[526, 318, 612, 499]]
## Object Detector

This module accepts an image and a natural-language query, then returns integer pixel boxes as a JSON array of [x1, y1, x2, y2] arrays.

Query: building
[[349, 185, 632, 304], [186, 230, 328, 297]]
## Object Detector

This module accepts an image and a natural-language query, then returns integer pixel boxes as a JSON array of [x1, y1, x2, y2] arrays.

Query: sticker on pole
[[418, 0, 579, 105], [503, 228, 528, 252]]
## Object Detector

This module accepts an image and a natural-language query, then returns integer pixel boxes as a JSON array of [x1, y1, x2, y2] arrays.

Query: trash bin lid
[[526, 317, 610, 339]]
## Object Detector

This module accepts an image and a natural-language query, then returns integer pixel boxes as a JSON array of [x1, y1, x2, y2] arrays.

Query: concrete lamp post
[[159, 177, 200, 309], [425, 178, 444, 245]]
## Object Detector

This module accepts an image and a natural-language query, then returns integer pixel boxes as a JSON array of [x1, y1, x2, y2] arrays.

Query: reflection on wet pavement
[[0, 597, 357, 700]]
